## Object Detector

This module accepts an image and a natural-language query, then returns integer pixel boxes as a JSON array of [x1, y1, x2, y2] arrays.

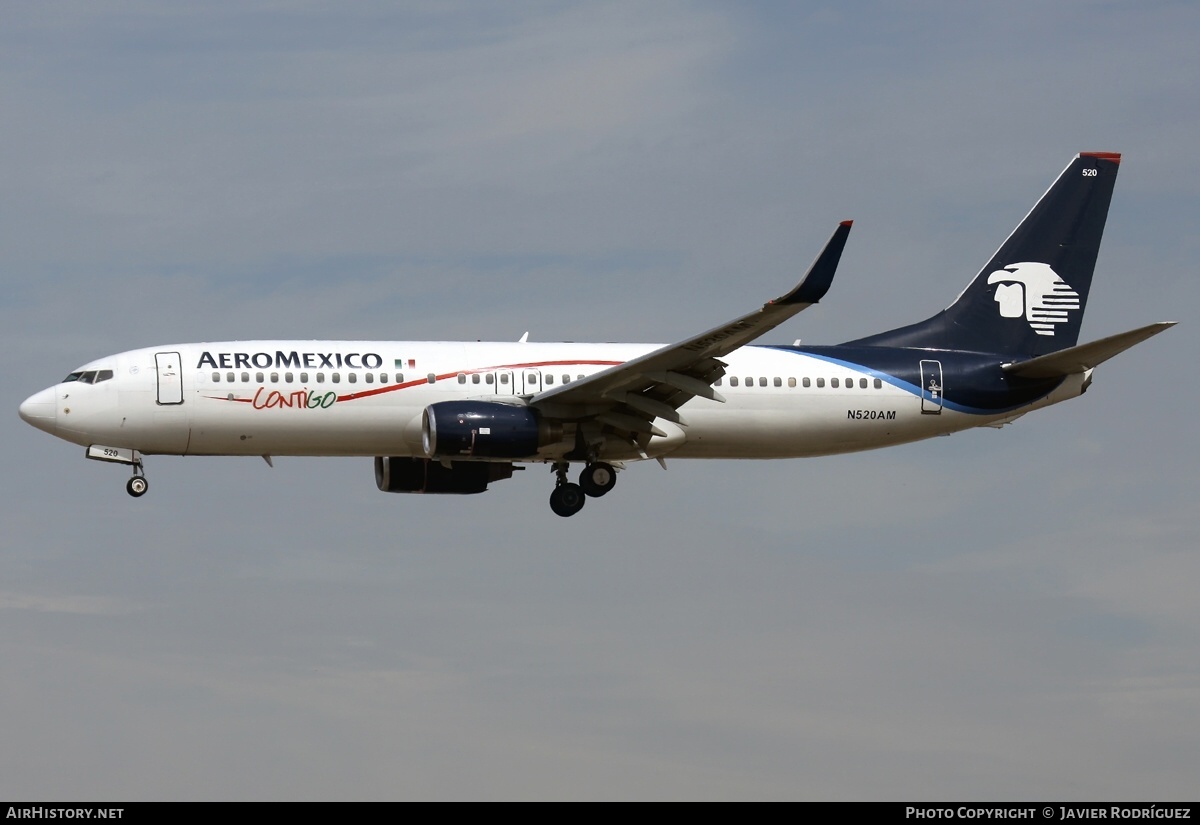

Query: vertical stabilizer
[[847, 153, 1121, 356]]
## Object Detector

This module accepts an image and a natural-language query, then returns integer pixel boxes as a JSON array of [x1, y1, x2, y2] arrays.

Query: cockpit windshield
[[62, 369, 114, 385]]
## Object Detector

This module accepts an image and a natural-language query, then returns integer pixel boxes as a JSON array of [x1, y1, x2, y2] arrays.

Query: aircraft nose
[[18, 388, 57, 434]]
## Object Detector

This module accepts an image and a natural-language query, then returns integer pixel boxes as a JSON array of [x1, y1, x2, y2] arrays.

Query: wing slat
[[529, 222, 852, 436]]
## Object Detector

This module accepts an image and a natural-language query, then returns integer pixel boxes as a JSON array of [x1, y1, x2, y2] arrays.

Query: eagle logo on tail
[[987, 262, 1080, 337]]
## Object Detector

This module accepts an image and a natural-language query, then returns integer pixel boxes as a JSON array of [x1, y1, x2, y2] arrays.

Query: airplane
[[18, 152, 1174, 517]]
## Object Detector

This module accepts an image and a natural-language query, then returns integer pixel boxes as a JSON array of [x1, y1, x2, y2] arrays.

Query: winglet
[[774, 221, 853, 306]]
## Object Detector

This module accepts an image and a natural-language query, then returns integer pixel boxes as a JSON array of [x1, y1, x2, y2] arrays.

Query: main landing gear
[[548, 461, 617, 517], [580, 462, 617, 498]]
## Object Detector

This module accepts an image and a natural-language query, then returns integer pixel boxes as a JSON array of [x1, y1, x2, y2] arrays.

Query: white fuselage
[[20, 340, 1086, 464]]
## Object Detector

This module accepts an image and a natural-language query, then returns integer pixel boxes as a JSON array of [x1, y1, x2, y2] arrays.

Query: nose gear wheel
[[125, 460, 148, 498]]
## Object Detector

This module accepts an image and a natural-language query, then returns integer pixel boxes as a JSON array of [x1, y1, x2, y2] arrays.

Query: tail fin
[[847, 152, 1121, 356]]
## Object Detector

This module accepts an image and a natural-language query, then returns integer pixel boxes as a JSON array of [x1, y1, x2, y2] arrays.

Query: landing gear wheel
[[126, 476, 149, 498], [580, 462, 617, 498], [549, 483, 586, 517]]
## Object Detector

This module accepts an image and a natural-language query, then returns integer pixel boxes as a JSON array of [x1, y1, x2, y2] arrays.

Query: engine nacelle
[[374, 456, 515, 495], [422, 401, 561, 459]]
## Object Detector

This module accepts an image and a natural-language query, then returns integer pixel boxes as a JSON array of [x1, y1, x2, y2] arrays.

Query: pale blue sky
[[2, 1, 1197, 799]]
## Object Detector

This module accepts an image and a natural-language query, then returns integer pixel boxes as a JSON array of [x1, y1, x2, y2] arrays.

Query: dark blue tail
[[847, 153, 1121, 357]]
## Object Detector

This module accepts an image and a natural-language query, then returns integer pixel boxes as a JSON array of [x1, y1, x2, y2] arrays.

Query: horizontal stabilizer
[[1003, 322, 1175, 378]]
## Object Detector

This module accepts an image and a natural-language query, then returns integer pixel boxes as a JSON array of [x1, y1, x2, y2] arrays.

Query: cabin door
[[920, 359, 943, 415], [155, 352, 184, 405], [493, 370, 515, 396], [520, 369, 543, 395]]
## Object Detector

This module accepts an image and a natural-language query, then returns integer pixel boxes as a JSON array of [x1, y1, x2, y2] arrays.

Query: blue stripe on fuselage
[[760, 345, 1065, 415]]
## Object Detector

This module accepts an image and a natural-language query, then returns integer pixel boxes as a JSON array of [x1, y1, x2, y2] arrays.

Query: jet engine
[[374, 456, 515, 495], [422, 401, 562, 459]]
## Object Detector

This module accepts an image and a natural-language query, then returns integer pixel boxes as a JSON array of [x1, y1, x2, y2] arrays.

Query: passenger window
[[759, 377, 767, 387], [212, 372, 220, 382], [316, 372, 324, 383], [545, 375, 554, 385], [348, 373, 357, 384], [773, 377, 782, 387], [803, 377, 811, 388], [788, 377, 796, 388], [874, 378, 882, 389], [471, 374, 480, 384], [846, 377, 854, 388], [427, 373, 436, 384], [714, 378, 723, 386], [285, 372, 294, 383], [831, 378, 839, 388], [256, 372, 264, 383], [379, 373, 388, 383], [300, 372, 309, 383], [730, 377, 739, 387], [457, 373, 466, 384], [270, 372, 279, 383], [860, 378, 868, 389], [226, 372, 235, 383], [563, 375, 571, 383], [817, 378, 825, 388], [241, 372, 249, 382], [744, 377, 752, 386], [365, 373, 374, 384], [395, 373, 404, 383], [332, 373, 340, 384], [486, 374, 494, 385], [499, 374, 508, 385]]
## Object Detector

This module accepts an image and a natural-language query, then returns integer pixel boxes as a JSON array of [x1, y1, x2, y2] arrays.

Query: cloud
[[2, 0, 1198, 800], [0, 592, 141, 616]]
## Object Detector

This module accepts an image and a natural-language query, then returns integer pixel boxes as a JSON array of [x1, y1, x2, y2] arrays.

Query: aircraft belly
[[671, 393, 975, 458]]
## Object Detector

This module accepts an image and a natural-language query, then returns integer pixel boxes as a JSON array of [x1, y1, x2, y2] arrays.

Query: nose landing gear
[[126, 475, 149, 497], [84, 445, 149, 498], [125, 462, 149, 498]]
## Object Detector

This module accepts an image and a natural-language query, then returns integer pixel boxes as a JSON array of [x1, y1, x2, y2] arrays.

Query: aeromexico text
[[197, 351, 385, 370]]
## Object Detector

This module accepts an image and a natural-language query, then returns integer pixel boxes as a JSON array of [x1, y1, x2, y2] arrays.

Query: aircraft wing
[[529, 221, 852, 437]]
